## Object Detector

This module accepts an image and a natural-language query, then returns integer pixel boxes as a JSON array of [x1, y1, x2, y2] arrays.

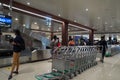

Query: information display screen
[[0, 14, 12, 28]]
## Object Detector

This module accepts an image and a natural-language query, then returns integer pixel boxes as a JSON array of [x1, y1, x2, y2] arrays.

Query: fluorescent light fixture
[[15, 18, 18, 21], [27, 2, 30, 5], [85, 8, 89, 11], [3, 4, 63, 23], [69, 24, 90, 31]]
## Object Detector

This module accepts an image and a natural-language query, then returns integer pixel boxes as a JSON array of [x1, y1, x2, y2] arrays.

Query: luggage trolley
[[35, 46, 98, 80]]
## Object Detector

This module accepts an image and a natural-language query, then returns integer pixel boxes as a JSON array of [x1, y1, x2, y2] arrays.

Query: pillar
[[89, 30, 94, 45], [51, 32, 54, 40], [62, 22, 68, 46]]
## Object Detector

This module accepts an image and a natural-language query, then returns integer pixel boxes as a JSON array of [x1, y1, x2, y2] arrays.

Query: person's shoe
[[101, 60, 104, 63], [100, 59, 102, 62], [8, 75, 12, 80], [13, 71, 19, 74], [100, 59, 104, 63]]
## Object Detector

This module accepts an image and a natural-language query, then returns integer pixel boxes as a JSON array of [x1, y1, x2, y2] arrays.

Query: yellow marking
[[6, 67, 11, 71]]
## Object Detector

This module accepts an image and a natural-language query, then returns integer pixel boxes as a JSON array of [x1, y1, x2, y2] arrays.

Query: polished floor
[[0, 53, 120, 80]]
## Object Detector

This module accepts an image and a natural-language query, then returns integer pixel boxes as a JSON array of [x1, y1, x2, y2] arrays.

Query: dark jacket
[[13, 35, 24, 52], [99, 40, 107, 51]]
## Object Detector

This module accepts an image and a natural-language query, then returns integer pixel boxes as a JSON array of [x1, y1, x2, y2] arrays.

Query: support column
[[62, 22, 68, 46], [51, 32, 54, 40], [50, 23, 54, 40], [89, 30, 94, 45]]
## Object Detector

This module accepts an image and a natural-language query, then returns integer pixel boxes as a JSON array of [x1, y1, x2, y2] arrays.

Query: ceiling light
[[34, 22, 37, 24], [68, 29, 70, 31], [58, 14, 61, 16], [85, 8, 89, 11], [15, 18, 18, 21], [23, 24, 26, 26], [59, 27, 61, 30], [48, 28, 50, 31], [110, 26, 113, 27], [0, 3, 2, 6], [74, 20, 77, 22], [97, 17, 100, 20], [105, 22, 107, 24], [27, 2, 30, 5]]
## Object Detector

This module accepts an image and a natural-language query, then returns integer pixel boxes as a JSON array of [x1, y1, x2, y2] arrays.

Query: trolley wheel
[[86, 65, 89, 69], [95, 62, 98, 65], [78, 70, 81, 74], [69, 73, 74, 79], [74, 71, 78, 76], [62, 75, 70, 80]]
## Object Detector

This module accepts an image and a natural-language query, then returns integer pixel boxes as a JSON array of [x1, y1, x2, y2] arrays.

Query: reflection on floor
[[0, 53, 120, 80]]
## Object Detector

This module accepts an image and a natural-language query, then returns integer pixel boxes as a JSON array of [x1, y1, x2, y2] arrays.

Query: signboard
[[0, 14, 12, 28]]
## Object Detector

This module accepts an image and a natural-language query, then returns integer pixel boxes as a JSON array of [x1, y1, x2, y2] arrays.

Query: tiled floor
[[1, 53, 120, 80]]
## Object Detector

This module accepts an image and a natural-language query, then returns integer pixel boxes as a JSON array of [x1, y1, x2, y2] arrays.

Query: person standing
[[50, 35, 58, 56], [68, 38, 75, 46], [99, 35, 108, 63], [8, 29, 25, 80]]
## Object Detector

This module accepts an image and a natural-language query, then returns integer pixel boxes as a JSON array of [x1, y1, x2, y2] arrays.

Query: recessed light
[[23, 24, 26, 26], [59, 27, 61, 30], [15, 18, 18, 21], [74, 20, 77, 22], [27, 2, 30, 5], [85, 8, 89, 11], [97, 17, 100, 20], [105, 22, 107, 24], [58, 14, 61, 16], [34, 22, 37, 24], [110, 26, 113, 27]]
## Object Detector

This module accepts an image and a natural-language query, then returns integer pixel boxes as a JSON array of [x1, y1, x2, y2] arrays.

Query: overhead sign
[[0, 14, 12, 28]]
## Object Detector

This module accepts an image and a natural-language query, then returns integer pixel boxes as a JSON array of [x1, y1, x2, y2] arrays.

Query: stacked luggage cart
[[35, 46, 98, 80]]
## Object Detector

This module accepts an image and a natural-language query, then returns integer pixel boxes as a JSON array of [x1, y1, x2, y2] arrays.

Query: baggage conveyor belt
[[0, 48, 31, 68]]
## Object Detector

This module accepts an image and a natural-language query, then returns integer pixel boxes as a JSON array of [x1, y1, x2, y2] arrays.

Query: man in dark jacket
[[99, 35, 108, 63]]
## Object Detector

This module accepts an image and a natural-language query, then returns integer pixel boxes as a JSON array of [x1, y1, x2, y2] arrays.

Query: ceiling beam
[[0, 0, 96, 31]]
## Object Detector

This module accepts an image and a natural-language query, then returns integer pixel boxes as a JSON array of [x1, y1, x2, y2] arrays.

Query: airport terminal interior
[[0, 0, 120, 80]]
